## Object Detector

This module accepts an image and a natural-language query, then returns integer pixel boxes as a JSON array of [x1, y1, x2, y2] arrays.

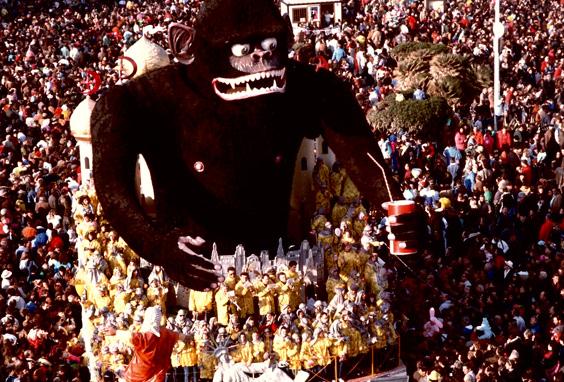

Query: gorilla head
[[169, 0, 291, 101]]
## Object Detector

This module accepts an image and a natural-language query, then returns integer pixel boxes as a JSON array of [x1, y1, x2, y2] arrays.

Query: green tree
[[394, 49, 491, 106], [369, 43, 492, 140], [367, 93, 452, 139]]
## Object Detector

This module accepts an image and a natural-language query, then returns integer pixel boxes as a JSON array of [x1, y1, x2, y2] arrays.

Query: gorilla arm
[[91, 84, 216, 290], [305, 66, 402, 206], [300, 65, 424, 247]]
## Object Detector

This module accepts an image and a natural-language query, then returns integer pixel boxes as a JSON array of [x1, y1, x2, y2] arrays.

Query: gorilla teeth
[[212, 68, 287, 101]]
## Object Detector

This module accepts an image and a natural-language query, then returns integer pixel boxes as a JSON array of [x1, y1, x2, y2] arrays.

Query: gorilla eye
[[231, 44, 250, 57], [261, 38, 277, 51]]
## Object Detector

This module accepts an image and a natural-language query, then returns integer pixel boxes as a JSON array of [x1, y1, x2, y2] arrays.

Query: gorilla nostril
[[251, 52, 262, 62]]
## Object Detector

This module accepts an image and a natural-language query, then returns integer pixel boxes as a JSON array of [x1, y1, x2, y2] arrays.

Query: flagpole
[[493, 0, 504, 131]]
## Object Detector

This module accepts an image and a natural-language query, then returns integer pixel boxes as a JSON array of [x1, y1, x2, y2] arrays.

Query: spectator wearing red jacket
[[483, 130, 495, 154], [473, 126, 484, 146], [455, 128, 467, 151], [496, 127, 512, 150], [519, 159, 533, 186]]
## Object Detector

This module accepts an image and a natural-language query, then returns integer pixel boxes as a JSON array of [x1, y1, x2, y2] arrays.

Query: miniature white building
[[69, 96, 96, 186], [280, 0, 342, 28], [288, 137, 335, 239], [120, 35, 170, 77]]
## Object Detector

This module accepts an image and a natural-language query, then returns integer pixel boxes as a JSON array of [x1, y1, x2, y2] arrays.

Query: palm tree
[[369, 43, 492, 140], [392, 44, 492, 107]]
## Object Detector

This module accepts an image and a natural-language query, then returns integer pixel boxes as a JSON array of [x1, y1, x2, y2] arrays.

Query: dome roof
[[123, 36, 170, 78], [70, 96, 96, 140]]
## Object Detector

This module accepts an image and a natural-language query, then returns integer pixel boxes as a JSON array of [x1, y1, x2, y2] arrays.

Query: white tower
[[69, 96, 96, 186]]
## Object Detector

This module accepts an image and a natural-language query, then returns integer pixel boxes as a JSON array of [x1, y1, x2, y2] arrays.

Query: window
[[292, 7, 307, 23], [322, 141, 329, 154], [84, 156, 90, 170], [301, 157, 308, 171], [320, 4, 335, 27], [309, 6, 320, 22]]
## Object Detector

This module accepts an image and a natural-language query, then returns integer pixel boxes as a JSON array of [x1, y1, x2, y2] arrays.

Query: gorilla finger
[[190, 266, 221, 286], [178, 235, 192, 243], [176, 243, 215, 270], [185, 236, 205, 246], [178, 235, 206, 246], [178, 242, 199, 256], [182, 250, 216, 270]]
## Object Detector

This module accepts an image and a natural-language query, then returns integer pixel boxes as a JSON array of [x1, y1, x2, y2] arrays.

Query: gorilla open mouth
[[212, 68, 286, 101]]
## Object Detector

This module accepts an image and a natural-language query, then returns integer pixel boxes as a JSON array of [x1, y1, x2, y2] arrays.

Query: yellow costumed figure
[[254, 274, 276, 316], [179, 338, 199, 381], [235, 273, 255, 318], [188, 289, 213, 318], [214, 284, 231, 326], [299, 332, 316, 371], [312, 158, 331, 192], [276, 273, 294, 312], [272, 327, 292, 363], [231, 334, 254, 365], [287, 333, 302, 372], [311, 329, 334, 367], [224, 267, 240, 291], [251, 332, 266, 362], [285, 262, 303, 309]]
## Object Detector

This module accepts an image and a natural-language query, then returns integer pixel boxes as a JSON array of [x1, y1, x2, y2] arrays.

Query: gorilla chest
[[149, 99, 302, 205]]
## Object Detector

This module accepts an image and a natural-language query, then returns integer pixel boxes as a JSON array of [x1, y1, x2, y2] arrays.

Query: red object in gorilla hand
[[382, 200, 418, 255]]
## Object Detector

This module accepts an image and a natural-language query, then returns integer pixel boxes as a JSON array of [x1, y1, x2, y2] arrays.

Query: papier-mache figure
[[124, 306, 187, 382]]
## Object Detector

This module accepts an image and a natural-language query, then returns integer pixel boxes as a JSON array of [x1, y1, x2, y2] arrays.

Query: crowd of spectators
[[0, 0, 563, 381]]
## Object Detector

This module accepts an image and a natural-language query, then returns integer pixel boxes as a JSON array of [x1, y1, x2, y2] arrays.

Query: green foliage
[[392, 43, 493, 108], [472, 64, 493, 89], [428, 53, 468, 82], [391, 42, 449, 60], [373, 42, 492, 139], [395, 57, 430, 91], [367, 95, 453, 139]]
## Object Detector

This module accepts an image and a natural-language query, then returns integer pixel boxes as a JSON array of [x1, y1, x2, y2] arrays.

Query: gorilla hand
[[156, 232, 218, 290]]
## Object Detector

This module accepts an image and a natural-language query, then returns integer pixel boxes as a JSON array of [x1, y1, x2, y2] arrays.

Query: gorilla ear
[[168, 23, 196, 65]]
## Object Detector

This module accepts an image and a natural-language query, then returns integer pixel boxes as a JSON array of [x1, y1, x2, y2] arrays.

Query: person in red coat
[[455, 127, 467, 151], [124, 306, 185, 382], [472, 126, 484, 146], [483, 130, 494, 154], [496, 126, 512, 150], [538, 213, 564, 242]]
